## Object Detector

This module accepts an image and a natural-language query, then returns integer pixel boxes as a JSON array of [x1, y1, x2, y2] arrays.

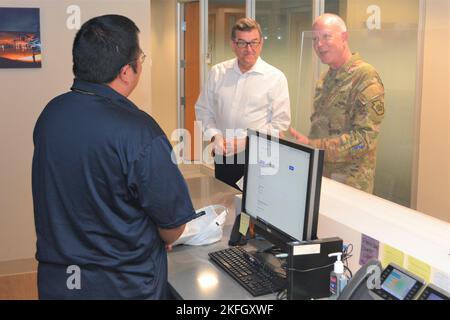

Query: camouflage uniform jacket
[[309, 53, 385, 193]]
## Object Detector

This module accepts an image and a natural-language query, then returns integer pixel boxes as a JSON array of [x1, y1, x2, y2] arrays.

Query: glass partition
[[194, 0, 424, 209], [297, 27, 419, 206], [255, 0, 421, 207], [208, 0, 246, 68], [255, 0, 314, 135], [323, 0, 421, 207]]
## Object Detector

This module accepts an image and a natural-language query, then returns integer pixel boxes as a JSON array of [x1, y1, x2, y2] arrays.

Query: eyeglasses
[[129, 51, 146, 66], [234, 40, 261, 48], [137, 51, 146, 64]]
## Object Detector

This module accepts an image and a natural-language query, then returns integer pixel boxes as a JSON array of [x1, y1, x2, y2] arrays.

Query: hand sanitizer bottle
[[328, 252, 348, 299]]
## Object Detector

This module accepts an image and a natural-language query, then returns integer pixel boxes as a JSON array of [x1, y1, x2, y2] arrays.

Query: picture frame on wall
[[0, 7, 42, 68]]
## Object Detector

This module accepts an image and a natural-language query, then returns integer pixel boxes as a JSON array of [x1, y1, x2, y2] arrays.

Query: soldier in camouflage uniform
[[289, 14, 384, 193]]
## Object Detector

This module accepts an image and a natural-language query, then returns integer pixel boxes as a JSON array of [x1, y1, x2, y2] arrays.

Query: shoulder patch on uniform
[[371, 99, 385, 116], [358, 81, 384, 106]]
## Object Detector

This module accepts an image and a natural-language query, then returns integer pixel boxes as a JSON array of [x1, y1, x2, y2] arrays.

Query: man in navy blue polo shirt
[[32, 15, 196, 299]]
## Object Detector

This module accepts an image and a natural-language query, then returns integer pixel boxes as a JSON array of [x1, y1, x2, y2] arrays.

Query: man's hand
[[211, 134, 225, 157], [288, 127, 310, 145]]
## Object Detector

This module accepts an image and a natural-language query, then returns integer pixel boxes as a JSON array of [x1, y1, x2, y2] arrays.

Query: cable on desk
[[342, 243, 353, 279]]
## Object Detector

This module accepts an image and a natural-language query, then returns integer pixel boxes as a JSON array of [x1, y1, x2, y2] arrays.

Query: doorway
[[178, 0, 246, 163]]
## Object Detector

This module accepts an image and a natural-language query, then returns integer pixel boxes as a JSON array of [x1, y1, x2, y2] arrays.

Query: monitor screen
[[242, 130, 324, 249]]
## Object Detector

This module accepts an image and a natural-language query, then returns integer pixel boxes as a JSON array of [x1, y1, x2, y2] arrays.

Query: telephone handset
[[339, 260, 426, 300], [338, 259, 381, 300]]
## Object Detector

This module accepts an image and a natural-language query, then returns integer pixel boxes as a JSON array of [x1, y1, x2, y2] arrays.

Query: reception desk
[[3, 175, 446, 300], [169, 175, 450, 299], [317, 177, 450, 290]]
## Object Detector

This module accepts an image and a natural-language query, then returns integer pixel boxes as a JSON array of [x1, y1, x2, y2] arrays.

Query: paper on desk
[[407, 256, 431, 282], [381, 244, 405, 268], [359, 234, 380, 266], [239, 212, 250, 236]]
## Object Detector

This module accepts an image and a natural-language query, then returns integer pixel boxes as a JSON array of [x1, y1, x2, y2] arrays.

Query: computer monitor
[[242, 129, 324, 250]]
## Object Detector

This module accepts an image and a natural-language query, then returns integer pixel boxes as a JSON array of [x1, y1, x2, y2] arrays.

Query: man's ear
[[341, 31, 349, 42], [118, 64, 131, 85]]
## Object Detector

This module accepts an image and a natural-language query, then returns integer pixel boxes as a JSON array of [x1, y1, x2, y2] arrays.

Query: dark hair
[[231, 18, 262, 40], [73, 15, 140, 84]]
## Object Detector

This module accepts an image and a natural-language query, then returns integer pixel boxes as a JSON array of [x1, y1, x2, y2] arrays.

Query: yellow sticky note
[[239, 213, 250, 236], [407, 256, 431, 282], [381, 244, 405, 268]]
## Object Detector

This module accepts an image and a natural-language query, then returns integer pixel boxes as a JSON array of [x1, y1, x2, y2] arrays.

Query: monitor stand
[[250, 237, 276, 253]]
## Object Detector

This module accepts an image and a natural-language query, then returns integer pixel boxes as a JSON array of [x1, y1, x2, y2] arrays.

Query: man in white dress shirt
[[195, 18, 291, 189]]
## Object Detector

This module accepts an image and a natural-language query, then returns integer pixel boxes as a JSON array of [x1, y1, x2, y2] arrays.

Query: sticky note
[[359, 234, 380, 266], [239, 213, 250, 236], [407, 256, 431, 282], [381, 244, 404, 268]]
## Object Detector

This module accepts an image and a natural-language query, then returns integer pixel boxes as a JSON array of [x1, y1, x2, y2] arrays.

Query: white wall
[[0, 0, 151, 262], [151, 0, 178, 135], [417, 0, 450, 222]]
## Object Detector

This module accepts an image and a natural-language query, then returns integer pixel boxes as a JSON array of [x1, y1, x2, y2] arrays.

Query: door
[[183, 1, 201, 161]]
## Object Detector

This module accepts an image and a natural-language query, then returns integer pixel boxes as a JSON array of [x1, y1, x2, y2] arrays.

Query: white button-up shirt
[[195, 57, 291, 141]]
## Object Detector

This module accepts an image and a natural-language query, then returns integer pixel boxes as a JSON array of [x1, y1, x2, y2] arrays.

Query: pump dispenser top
[[328, 252, 348, 298], [328, 252, 344, 274]]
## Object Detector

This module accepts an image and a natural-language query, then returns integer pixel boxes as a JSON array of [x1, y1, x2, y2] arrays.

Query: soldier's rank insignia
[[371, 100, 384, 116]]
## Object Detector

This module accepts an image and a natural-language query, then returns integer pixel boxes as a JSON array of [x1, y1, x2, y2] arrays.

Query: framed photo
[[0, 7, 42, 68]]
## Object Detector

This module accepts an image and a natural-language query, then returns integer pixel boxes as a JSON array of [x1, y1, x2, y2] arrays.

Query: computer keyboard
[[208, 246, 287, 297]]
